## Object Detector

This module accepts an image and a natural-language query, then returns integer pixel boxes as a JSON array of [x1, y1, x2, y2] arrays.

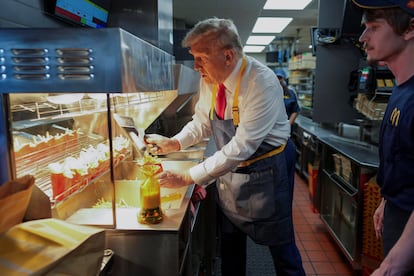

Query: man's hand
[[156, 170, 193, 188], [373, 198, 386, 239], [144, 134, 180, 155]]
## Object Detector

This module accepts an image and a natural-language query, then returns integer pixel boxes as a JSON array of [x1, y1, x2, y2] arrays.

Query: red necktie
[[216, 83, 226, 120]]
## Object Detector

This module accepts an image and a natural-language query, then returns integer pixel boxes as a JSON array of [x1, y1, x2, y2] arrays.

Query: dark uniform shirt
[[377, 75, 414, 211], [283, 88, 300, 118]]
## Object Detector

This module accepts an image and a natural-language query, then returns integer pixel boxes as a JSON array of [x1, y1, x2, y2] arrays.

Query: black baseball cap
[[352, 0, 414, 16]]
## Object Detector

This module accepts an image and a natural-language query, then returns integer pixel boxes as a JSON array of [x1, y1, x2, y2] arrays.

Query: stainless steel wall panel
[[0, 28, 174, 93]]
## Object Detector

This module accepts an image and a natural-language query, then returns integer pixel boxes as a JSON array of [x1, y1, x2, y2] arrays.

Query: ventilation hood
[[0, 28, 175, 93]]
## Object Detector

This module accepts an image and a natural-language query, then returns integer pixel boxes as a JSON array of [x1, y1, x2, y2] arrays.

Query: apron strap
[[210, 84, 219, 121], [231, 57, 246, 126], [238, 143, 286, 167], [210, 57, 247, 126]]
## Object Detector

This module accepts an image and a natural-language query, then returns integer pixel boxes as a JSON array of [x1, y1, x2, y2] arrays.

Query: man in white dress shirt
[[145, 18, 305, 276]]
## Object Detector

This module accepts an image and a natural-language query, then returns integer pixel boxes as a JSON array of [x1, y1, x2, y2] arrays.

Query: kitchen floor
[[291, 173, 354, 276], [213, 172, 355, 276]]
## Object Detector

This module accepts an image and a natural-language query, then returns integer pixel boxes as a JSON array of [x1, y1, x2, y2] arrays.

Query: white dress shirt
[[173, 55, 290, 186]]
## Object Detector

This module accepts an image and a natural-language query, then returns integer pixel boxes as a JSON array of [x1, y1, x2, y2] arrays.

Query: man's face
[[359, 18, 406, 65], [189, 41, 228, 84]]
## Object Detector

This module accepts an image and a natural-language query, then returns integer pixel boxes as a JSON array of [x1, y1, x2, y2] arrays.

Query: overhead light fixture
[[246, 35, 275, 45], [243, 45, 265, 53], [263, 0, 312, 10], [252, 17, 293, 33]]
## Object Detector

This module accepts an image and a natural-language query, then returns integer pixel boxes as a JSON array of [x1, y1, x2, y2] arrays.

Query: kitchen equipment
[[113, 114, 146, 155], [0, 28, 174, 93], [338, 122, 361, 141], [0, 27, 201, 276], [318, 138, 377, 270]]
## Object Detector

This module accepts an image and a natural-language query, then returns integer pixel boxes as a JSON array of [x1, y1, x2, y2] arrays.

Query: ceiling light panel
[[246, 35, 275, 45], [252, 17, 293, 33], [263, 0, 312, 10], [243, 45, 265, 53]]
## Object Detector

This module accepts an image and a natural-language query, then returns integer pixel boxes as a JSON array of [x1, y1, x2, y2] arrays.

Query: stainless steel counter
[[58, 159, 200, 276], [295, 115, 379, 271], [295, 115, 379, 168], [104, 184, 196, 276], [318, 135, 379, 169], [295, 115, 334, 138]]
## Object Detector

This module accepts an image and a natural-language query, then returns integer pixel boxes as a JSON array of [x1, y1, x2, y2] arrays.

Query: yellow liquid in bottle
[[138, 175, 163, 224], [141, 192, 161, 209]]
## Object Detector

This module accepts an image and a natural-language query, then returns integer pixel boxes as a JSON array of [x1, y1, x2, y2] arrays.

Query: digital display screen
[[55, 0, 111, 28], [358, 67, 372, 91]]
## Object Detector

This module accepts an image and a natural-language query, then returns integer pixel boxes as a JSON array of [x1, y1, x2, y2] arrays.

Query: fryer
[[0, 27, 201, 276]]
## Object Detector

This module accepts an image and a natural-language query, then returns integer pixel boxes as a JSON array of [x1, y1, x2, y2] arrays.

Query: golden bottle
[[138, 164, 163, 224]]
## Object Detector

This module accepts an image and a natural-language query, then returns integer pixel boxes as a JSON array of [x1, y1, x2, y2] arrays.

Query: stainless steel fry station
[[0, 27, 211, 275]]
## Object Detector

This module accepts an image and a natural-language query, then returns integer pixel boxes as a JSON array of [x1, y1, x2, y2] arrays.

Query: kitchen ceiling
[[172, 0, 319, 54]]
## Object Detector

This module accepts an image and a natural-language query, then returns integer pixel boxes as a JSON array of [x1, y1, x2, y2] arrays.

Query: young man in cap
[[351, 0, 414, 275]]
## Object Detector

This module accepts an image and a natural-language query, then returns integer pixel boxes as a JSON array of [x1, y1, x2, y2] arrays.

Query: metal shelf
[[10, 93, 166, 127]]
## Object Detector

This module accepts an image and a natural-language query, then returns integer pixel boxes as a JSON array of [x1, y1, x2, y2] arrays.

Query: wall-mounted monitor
[[53, 0, 111, 28]]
